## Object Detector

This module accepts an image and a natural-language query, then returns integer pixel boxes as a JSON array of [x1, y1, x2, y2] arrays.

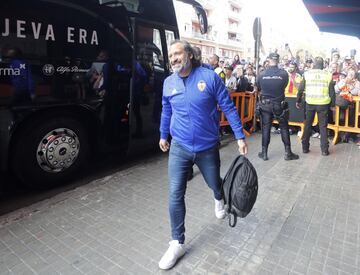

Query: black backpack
[[222, 155, 258, 227]]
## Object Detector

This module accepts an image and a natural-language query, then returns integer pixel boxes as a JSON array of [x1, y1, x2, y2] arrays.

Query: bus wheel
[[12, 118, 89, 189]]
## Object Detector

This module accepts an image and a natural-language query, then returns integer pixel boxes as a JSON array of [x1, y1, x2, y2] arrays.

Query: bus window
[[132, 25, 165, 140], [165, 30, 176, 49]]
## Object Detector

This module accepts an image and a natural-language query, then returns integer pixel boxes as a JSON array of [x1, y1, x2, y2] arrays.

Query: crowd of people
[[201, 50, 360, 146]]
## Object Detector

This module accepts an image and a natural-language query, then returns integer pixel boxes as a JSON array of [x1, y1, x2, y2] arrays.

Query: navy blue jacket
[[160, 66, 245, 152], [256, 65, 288, 101]]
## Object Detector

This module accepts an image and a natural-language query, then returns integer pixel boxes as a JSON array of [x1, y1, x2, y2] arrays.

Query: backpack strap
[[222, 155, 242, 186]]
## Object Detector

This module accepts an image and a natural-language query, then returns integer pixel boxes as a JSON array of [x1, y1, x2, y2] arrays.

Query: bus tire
[[12, 117, 89, 189]]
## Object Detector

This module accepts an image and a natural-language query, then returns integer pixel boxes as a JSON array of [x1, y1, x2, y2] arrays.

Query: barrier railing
[[219, 92, 255, 136], [217, 92, 359, 145], [328, 95, 360, 144], [273, 96, 318, 139]]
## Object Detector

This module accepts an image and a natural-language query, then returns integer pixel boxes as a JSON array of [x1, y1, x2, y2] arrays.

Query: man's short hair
[[192, 46, 202, 63], [212, 54, 220, 62], [313, 57, 324, 69]]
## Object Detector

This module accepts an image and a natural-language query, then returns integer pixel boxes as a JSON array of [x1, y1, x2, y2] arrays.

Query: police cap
[[268, 53, 280, 61]]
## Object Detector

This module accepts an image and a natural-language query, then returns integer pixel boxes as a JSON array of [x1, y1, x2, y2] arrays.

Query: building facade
[[173, 0, 245, 64]]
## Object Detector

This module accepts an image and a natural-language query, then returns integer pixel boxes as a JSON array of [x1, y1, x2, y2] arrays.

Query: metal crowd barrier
[[281, 94, 318, 139], [220, 93, 360, 145], [328, 95, 360, 144], [219, 92, 317, 139], [219, 92, 255, 136]]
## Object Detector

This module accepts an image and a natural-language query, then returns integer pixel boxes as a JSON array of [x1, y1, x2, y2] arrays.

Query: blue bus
[[0, 0, 207, 188]]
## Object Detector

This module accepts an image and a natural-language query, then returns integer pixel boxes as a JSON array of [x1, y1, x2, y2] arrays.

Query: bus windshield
[[93, 0, 207, 33], [98, 0, 139, 12]]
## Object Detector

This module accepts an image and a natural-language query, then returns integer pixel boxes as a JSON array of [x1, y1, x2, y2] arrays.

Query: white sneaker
[[158, 240, 185, 270], [214, 199, 226, 219], [312, 132, 320, 138]]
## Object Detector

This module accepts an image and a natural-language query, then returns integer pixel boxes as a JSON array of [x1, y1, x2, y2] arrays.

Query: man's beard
[[172, 56, 190, 74]]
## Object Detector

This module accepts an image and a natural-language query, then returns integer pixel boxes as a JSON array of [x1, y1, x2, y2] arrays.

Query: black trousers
[[302, 104, 329, 151], [259, 101, 291, 148]]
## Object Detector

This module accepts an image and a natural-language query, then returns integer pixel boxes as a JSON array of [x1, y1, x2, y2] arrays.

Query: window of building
[[228, 32, 237, 40], [230, 5, 240, 13]]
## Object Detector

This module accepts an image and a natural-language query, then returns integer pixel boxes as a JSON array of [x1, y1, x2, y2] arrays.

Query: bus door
[[128, 20, 177, 154]]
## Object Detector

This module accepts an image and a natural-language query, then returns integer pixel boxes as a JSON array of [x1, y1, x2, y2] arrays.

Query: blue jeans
[[168, 140, 222, 243]]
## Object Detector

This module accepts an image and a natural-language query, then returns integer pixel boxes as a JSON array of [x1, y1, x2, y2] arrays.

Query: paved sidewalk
[[0, 133, 359, 275]]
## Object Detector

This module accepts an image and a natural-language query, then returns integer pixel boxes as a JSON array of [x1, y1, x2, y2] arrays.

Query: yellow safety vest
[[304, 69, 332, 105], [214, 67, 225, 83]]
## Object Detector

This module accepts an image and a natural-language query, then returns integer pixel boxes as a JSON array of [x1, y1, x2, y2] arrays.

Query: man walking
[[256, 53, 299, 161], [158, 40, 247, 270], [296, 57, 335, 155]]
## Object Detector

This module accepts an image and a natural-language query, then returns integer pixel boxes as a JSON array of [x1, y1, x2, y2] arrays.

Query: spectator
[[192, 46, 213, 70], [335, 67, 360, 142], [231, 54, 241, 69], [285, 61, 302, 96], [209, 54, 225, 82], [234, 65, 250, 92], [305, 58, 313, 71], [244, 66, 255, 92], [330, 62, 340, 81], [224, 65, 237, 93]]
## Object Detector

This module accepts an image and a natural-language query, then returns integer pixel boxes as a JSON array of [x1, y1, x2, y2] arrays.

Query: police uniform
[[256, 53, 299, 161]]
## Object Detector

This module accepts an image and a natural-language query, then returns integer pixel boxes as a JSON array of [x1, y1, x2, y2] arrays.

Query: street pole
[[252, 17, 262, 132]]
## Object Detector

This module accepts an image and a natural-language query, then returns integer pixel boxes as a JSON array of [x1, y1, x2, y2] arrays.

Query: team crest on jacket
[[197, 80, 206, 92]]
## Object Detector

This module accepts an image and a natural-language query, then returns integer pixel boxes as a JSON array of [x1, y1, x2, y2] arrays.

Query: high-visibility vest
[[214, 67, 225, 83], [304, 69, 332, 105]]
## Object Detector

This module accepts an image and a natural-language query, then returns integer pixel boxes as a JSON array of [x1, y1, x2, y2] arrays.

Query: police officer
[[296, 57, 334, 156], [256, 53, 299, 161]]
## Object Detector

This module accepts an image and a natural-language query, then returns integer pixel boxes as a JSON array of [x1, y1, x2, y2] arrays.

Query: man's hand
[[159, 139, 170, 152], [237, 139, 248, 155], [295, 102, 301, 109]]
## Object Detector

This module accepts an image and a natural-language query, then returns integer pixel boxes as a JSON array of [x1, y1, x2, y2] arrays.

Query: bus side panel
[[0, 0, 133, 147], [0, 0, 134, 184]]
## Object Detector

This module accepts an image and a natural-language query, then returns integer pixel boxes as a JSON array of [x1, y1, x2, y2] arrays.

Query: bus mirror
[[176, 0, 208, 34], [194, 6, 208, 34]]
